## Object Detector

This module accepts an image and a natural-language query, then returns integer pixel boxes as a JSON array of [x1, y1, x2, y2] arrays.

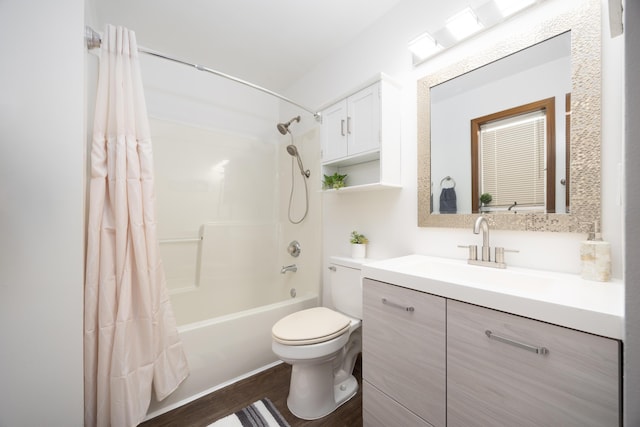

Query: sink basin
[[361, 254, 624, 340], [402, 256, 556, 291]]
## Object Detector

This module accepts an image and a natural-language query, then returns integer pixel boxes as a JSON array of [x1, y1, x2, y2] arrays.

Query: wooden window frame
[[471, 97, 556, 213]]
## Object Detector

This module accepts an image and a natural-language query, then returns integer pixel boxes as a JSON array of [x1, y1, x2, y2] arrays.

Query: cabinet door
[[347, 83, 381, 156], [321, 99, 348, 162], [363, 279, 446, 427], [447, 300, 621, 427], [363, 381, 434, 427]]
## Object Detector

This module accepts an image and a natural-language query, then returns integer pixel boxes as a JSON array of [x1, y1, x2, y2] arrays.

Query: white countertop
[[361, 255, 625, 340]]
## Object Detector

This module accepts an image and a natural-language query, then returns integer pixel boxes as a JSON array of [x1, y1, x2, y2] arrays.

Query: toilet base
[[333, 375, 358, 408], [287, 369, 359, 421], [275, 319, 362, 420]]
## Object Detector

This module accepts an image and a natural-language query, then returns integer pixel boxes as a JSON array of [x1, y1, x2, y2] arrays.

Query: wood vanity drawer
[[363, 380, 434, 427], [447, 299, 621, 427], [363, 278, 446, 427]]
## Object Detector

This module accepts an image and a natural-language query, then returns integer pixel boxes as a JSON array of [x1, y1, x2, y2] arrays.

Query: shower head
[[277, 116, 301, 135], [286, 144, 310, 178]]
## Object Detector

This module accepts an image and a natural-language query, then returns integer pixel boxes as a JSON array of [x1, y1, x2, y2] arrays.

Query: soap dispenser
[[580, 221, 611, 282]]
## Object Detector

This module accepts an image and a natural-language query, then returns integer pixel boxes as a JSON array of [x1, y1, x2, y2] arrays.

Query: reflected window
[[471, 97, 556, 213]]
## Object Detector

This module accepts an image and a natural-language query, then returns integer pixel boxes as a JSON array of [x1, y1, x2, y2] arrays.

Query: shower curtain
[[84, 25, 189, 427]]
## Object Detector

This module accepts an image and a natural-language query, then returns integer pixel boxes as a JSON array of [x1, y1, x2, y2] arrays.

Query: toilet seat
[[272, 307, 351, 345]]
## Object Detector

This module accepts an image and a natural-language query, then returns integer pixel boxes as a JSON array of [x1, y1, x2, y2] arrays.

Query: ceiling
[[93, 0, 482, 92]]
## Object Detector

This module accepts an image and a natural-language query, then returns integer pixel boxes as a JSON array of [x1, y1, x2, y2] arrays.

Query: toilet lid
[[272, 307, 351, 345]]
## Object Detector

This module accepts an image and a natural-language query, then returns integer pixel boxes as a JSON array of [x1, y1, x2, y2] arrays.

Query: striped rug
[[208, 398, 290, 427]]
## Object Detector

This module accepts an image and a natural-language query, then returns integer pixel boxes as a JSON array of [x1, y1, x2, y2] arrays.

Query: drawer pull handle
[[382, 298, 414, 312], [485, 330, 549, 355]]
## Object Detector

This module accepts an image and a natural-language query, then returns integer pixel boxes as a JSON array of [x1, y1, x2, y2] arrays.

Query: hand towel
[[439, 187, 457, 214]]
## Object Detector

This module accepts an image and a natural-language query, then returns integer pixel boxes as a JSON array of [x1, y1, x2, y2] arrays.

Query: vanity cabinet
[[362, 279, 621, 427], [362, 278, 446, 427], [447, 300, 621, 427], [320, 75, 401, 191]]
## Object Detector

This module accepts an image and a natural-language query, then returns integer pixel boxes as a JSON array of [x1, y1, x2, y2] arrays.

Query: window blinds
[[479, 110, 546, 208]]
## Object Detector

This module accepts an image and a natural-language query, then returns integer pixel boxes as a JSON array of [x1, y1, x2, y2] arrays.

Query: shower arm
[[84, 26, 322, 122]]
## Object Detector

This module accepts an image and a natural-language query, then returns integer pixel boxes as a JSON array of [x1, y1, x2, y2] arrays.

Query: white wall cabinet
[[320, 75, 401, 191], [322, 84, 381, 162], [362, 279, 622, 427]]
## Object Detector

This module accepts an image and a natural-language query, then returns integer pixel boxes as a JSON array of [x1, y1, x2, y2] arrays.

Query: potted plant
[[323, 172, 347, 190], [480, 193, 492, 211], [350, 230, 368, 259]]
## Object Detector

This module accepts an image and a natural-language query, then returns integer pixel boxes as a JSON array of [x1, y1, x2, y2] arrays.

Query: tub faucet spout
[[473, 216, 491, 261], [281, 264, 298, 274]]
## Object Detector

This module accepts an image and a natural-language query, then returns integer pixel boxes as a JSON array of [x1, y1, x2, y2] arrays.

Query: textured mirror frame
[[417, 0, 600, 232]]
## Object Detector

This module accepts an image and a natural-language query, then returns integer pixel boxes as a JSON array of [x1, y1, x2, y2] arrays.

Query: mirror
[[418, 0, 601, 232], [431, 32, 570, 215]]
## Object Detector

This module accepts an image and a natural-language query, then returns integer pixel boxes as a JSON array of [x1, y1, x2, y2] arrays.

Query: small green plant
[[350, 230, 369, 245], [480, 193, 493, 205], [323, 172, 347, 190]]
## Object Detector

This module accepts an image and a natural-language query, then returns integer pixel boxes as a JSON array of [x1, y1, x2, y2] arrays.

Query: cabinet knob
[[328, 266, 337, 271]]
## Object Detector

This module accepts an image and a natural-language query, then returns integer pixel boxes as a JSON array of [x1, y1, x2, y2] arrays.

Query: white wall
[[283, 0, 624, 306], [0, 0, 85, 425]]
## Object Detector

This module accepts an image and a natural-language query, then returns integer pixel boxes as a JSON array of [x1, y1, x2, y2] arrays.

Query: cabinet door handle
[[340, 119, 345, 136], [382, 298, 414, 312], [485, 330, 549, 355], [347, 116, 352, 134]]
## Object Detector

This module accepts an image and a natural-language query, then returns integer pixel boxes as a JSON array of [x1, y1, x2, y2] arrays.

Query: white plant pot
[[351, 244, 366, 259]]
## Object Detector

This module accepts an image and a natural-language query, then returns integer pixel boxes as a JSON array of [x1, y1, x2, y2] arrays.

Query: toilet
[[271, 256, 364, 420]]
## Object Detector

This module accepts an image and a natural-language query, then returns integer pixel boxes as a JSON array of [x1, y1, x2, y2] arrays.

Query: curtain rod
[[85, 26, 321, 121]]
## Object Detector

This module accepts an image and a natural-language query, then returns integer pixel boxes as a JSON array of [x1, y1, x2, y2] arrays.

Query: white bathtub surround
[[84, 25, 188, 427]]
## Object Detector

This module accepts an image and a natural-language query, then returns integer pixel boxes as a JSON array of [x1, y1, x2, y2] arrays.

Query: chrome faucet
[[280, 264, 298, 274], [474, 216, 491, 262]]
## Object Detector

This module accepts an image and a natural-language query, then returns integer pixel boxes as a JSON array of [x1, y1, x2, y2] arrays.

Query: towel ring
[[440, 176, 456, 189]]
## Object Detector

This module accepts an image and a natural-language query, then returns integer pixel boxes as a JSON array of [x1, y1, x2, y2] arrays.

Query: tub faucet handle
[[280, 264, 298, 274]]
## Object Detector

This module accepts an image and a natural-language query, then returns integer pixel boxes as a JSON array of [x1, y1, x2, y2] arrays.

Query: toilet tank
[[328, 256, 367, 319]]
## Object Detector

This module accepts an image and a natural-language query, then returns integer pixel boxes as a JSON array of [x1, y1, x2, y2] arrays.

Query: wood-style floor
[[139, 356, 362, 427]]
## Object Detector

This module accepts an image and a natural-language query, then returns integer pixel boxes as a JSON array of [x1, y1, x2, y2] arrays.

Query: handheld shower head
[[277, 116, 301, 135], [286, 144, 310, 178]]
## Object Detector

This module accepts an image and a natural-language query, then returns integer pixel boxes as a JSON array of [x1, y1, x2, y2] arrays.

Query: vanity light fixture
[[408, 32, 444, 61], [409, 0, 545, 66], [494, 0, 536, 17], [445, 7, 484, 41]]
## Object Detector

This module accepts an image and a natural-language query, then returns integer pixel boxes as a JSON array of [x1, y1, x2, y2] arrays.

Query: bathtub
[[145, 294, 318, 419]]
